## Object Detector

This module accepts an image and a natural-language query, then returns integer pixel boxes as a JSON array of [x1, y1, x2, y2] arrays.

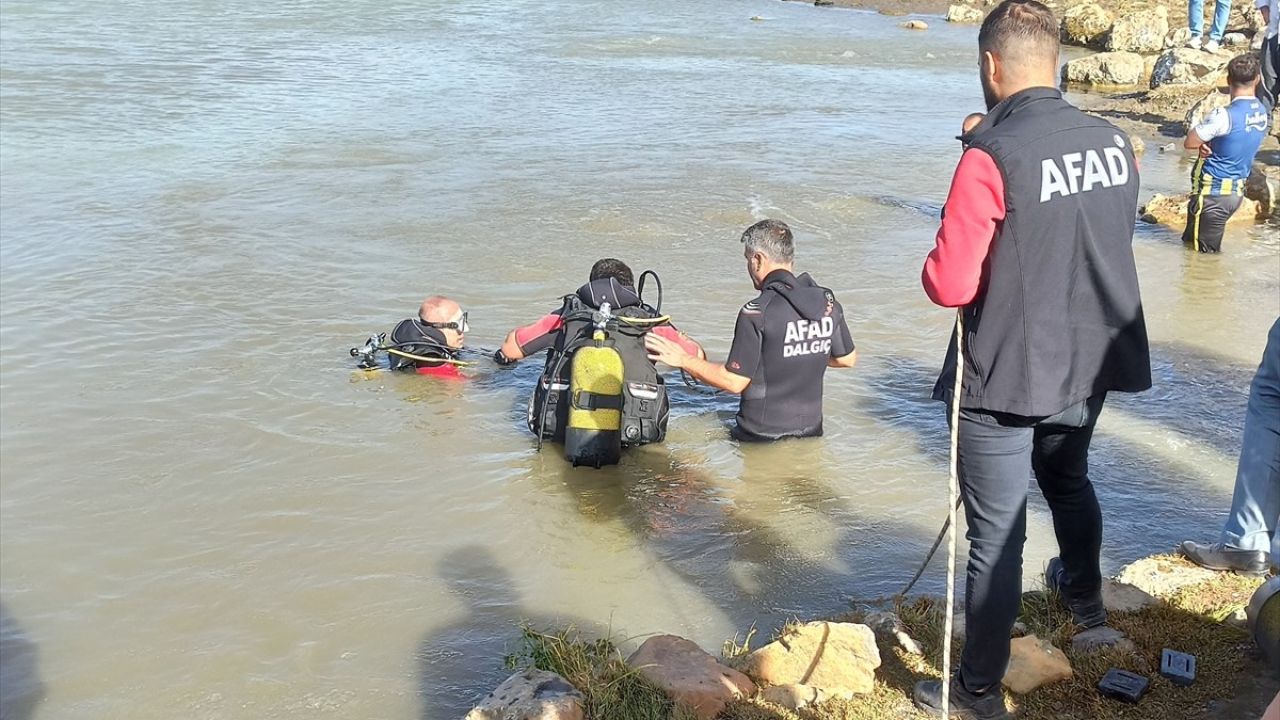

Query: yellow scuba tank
[[564, 312, 625, 468]]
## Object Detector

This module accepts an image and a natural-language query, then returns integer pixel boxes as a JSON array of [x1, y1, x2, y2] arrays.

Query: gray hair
[[740, 219, 794, 264]]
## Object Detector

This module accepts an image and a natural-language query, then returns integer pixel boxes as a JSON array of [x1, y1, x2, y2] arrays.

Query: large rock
[[1245, 165, 1279, 219], [1227, 3, 1263, 34], [1002, 636, 1073, 694], [1184, 87, 1231, 131], [1063, 51, 1146, 87], [1101, 578, 1158, 613], [946, 4, 985, 23], [740, 621, 882, 697], [1106, 7, 1169, 54], [627, 635, 755, 720], [1062, 3, 1114, 48], [464, 670, 585, 720], [1165, 26, 1194, 49], [1150, 48, 1228, 89], [1140, 193, 1262, 225], [903, 20, 929, 30], [1116, 555, 1232, 599]]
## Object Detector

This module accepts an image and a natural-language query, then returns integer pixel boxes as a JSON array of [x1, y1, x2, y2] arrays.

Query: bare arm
[[828, 349, 858, 369], [1183, 129, 1206, 151]]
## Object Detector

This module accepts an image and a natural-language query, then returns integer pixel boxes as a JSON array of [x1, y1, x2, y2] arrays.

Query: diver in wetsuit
[[644, 220, 857, 441], [352, 295, 469, 379], [496, 258, 704, 448]]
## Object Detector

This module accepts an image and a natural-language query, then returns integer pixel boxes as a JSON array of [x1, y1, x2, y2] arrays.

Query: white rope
[[941, 308, 964, 718]]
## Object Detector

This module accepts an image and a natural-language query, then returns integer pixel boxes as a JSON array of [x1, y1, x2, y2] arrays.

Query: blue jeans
[[1188, 0, 1232, 41], [1220, 318, 1280, 561]]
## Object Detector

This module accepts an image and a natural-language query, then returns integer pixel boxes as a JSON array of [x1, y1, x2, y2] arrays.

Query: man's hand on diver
[[645, 332, 691, 369], [1199, 144, 1213, 159]]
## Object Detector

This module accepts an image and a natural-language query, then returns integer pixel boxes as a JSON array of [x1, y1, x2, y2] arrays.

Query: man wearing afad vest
[[915, 1, 1152, 717]]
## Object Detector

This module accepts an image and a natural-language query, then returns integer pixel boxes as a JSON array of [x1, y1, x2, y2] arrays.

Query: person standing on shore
[[1179, 318, 1280, 576], [1182, 54, 1269, 253], [1258, 0, 1280, 110], [914, 1, 1151, 717], [644, 220, 857, 442], [1188, 0, 1232, 52]]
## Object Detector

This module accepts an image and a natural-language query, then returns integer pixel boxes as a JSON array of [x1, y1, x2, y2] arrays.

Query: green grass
[[500, 565, 1273, 719]]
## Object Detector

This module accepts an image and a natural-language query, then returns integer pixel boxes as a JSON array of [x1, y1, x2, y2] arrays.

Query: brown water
[[1, 0, 1277, 717]]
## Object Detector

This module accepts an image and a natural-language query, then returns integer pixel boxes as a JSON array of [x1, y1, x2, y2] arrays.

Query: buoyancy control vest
[[387, 319, 458, 371], [528, 278, 670, 463]]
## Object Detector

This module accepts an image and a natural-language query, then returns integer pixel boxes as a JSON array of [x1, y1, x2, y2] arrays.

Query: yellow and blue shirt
[[1192, 97, 1269, 196]]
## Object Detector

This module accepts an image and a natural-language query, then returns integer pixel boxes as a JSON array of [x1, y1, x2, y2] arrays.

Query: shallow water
[[1, 0, 1277, 717]]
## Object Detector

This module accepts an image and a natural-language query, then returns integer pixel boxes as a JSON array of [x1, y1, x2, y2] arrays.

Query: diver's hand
[[645, 332, 691, 369]]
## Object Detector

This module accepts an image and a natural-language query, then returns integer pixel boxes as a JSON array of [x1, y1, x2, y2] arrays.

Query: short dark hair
[[589, 258, 634, 288], [1227, 53, 1261, 88], [978, 0, 1059, 68], [741, 219, 794, 264]]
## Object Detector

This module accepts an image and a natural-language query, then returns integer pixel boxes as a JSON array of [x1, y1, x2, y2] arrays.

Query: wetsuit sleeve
[[652, 325, 701, 357], [830, 300, 855, 357], [513, 313, 564, 356], [724, 307, 764, 379], [922, 148, 1007, 308]]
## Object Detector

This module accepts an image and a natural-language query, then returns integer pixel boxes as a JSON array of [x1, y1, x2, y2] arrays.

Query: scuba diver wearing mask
[[351, 295, 470, 380], [496, 259, 705, 468]]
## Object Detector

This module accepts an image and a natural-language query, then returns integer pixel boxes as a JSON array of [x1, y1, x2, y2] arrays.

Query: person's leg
[[1033, 394, 1107, 600], [1193, 194, 1240, 253], [1262, 36, 1280, 113], [955, 408, 1034, 693], [1220, 319, 1280, 552], [1188, 0, 1206, 40], [1183, 194, 1205, 249], [1209, 0, 1232, 41]]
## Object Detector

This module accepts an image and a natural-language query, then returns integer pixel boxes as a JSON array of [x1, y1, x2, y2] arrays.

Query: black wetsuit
[[725, 269, 854, 441]]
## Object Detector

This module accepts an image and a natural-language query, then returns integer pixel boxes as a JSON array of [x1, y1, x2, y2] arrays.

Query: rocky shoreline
[[789, 0, 1280, 226], [461, 554, 1277, 720]]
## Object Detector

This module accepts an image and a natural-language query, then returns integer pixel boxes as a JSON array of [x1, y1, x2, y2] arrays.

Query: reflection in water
[[0, 602, 43, 720]]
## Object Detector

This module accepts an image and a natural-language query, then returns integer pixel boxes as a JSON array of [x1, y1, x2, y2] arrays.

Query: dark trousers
[[1262, 35, 1279, 114], [1183, 193, 1244, 253], [955, 393, 1107, 692]]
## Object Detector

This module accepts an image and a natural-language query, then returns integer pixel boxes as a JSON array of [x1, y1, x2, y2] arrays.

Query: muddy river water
[[1, 0, 1277, 717]]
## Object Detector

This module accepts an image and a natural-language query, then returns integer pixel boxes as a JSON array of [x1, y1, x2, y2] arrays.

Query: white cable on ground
[[941, 308, 965, 718]]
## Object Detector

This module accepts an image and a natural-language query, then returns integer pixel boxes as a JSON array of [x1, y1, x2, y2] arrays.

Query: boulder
[[946, 4, 985, 24], [1130, 135, 1146, 156], [1116, 556, 1226, 599], [1063, 51, 1147, 87], [1002, 636, 1073, 694], [1165, 26, 1194, 49], [1150, 48, 1228, 89], [1071, 626, 1137, 655], [903, 20, 929, 30], [740, 622, 882, 697], [1225, 32, 1250, 46], [464, 670, 585, 720], [1227, 3, 1263, 34], [1184, 87, 1231, 131], [1245, 165, 1279, 219], [760, 684, 829, 711], [1106, 7, 1169, 54], [627, 635, 755, 720], [1101, 578, 1158, 613], [863, 611, 924, 656], [1062, 3, 1114, 48], [814, 0, 835, 6]]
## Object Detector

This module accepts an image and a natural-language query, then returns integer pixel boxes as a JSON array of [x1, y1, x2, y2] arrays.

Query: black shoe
[[1046, 557, 1108, 628], [913, 679, 1011, 719], [1179, 541, 1270, 575]]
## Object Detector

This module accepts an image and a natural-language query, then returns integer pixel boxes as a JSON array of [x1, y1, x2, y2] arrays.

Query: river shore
[[462, 553, 1278, 719]]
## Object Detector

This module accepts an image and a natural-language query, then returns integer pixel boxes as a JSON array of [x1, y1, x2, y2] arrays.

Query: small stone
[[464, 670, 585, 720], [1165, 26, 1194, 49], [1130, 135, 1146, 156], [1012, 621, 1029, 638], [1225, 32, 1249, 45], [1072, 626, 1137, 655], [740, 621, 882, 697], [903, 20, 929, 30], [814, 0, 835, 5], [865, 611, 926, 656], [946, 4, 984, 24], [1003, 635, 1073, 694], [761, 684, 828, 711], [627, 635, 755, 720], [1226, 608, 1249, 628]]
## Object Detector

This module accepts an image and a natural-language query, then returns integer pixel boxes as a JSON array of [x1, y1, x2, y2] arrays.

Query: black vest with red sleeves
[[933, 87, 1152, 416]]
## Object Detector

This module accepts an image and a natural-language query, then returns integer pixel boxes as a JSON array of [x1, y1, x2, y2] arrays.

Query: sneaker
[[913, 678, 1011, 719], [1045, 557, 1108, 628], [1253, 35, 1264, 50], [1204, 38, 1221, 52], [1179, 541, 1270, 575], [1186, 35, 1203, 49]]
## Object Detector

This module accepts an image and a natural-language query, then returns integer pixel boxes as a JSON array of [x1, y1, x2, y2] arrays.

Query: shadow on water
[[857, 347, 1249, 575], [0, 601, 44, 720], [416, 546, 609, 720]]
